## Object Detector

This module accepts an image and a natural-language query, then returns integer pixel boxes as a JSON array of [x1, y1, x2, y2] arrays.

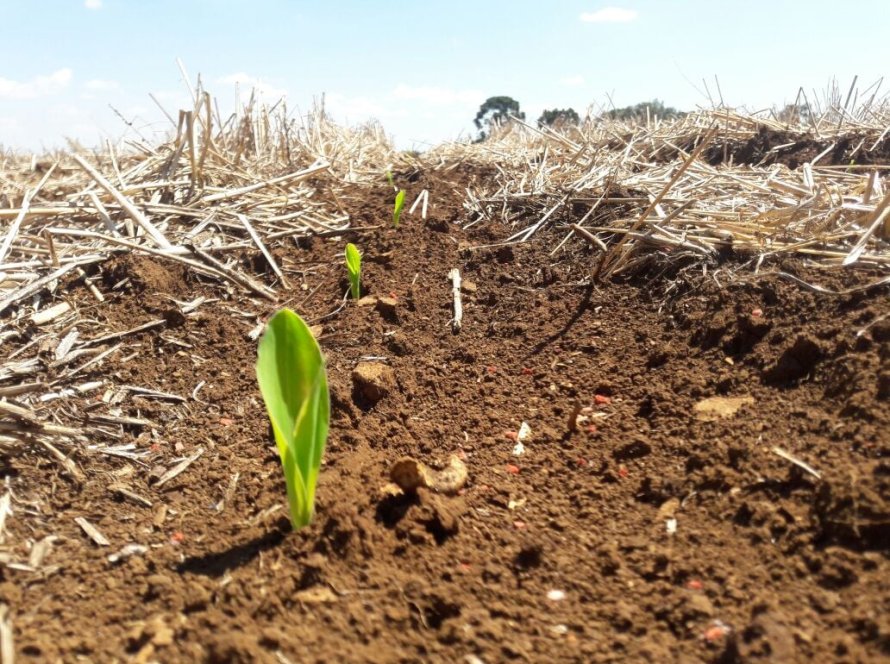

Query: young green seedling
[[345, 242, 361, 299], [256, 309, 330, 530], [392, 189, 406, 228], [385, 170, 396, 190]]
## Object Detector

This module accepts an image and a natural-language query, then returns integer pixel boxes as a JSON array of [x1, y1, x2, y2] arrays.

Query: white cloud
[[85, 79, 118, 91], [0, 116, 19, 132], [218, 72, 287, 101], [580, 7, 639, 23], [152, 90, 190, 104], [392, 84, 483, 106], [560, 75, 585, 87], [84, 0, 102, 9], [147, 90, 193, 115], [0, 68, 73, 100], [325, 85, 483, 127], [325, 93, 393, 120]]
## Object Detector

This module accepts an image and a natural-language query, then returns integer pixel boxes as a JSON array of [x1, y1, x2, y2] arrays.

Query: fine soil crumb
[[375, 296, 399, 322], [764, 335, 824, 383]]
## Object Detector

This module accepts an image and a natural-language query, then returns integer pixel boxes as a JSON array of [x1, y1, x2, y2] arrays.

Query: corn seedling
[[345, 242, 361, 299], [256, 309, 330, 530], [393, 189, 406, 228], [385, 170, 396, 190]]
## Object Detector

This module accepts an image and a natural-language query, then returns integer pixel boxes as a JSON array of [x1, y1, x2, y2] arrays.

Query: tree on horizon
[[538, 108, 580, 128], [474, 96, 525, 140], [603, 99, 683, 121]]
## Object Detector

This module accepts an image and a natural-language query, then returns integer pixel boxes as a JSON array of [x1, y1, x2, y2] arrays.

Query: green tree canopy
[[603, 99, 683, 121], [537, 108, 580, 128], [474, 96, 525, 140]]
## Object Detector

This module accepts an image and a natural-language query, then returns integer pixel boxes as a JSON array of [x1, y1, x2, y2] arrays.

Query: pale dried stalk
[[843, 191, 890, 266], [0, 162, 57, 264], [201, 161, 329, 203], [771, 446, 822, 480], [34, 438, 85, 482], [236, 213, 288, 287], [0, 603, 13, 664], [449, 268, 463, 333], [75, 516, 110, 546], [599, 124, 719, 277], [155, 447, 205, 487], [71, 153, 173, 249]]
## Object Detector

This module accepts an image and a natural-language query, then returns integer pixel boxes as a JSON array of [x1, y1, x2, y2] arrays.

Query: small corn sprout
[[345, 242, 361, 300], [393, 189, 406, 228], [255, 309, 330, 530]]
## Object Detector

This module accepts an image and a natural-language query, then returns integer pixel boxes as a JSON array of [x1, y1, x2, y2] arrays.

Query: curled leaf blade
[[256, 309, 330, 529], [345, 242, 361, 299], [393, 189, 406, 228]]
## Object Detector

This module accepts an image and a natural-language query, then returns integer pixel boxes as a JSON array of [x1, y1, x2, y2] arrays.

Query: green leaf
[[393, 189, 406, 228], [345, 242, 361, 300], [256, 309, 330, 530], [385, 170, 394, 189]]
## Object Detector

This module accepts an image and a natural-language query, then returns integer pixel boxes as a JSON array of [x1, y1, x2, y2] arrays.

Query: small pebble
[[703, 620, 731, 642], [547, 589, 566, 601]]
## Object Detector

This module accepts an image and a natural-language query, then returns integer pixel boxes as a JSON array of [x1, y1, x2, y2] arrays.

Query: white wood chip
[[154, 447, 205, 487], [75, 516, 110, 546], [30, 301, 71, 325]]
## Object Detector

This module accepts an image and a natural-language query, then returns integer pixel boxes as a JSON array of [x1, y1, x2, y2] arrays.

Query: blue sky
[[1, 1, 888, 151]]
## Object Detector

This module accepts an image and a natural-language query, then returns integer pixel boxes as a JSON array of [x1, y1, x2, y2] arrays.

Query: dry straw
[[426, 89, 890, 279]]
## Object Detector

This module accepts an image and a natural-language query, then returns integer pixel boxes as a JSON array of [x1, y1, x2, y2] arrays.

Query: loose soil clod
[[351, 362, 396, 407], [693, 395, 755, 421], [390, 455, 469, 495]]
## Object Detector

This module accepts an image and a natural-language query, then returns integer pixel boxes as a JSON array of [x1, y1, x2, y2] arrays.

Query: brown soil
[[659, 126, 890, 170], [2, 168, 889, 663]]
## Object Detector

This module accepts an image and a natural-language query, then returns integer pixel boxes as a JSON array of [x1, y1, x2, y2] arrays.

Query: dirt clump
[[352, 361, 396, 406]]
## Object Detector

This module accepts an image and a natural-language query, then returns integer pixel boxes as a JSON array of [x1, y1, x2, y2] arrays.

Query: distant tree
[[604, 99, 683, 121], [474, 96, 525, 140], [537, 108, 580, 128], [777, 103, 811, 125]]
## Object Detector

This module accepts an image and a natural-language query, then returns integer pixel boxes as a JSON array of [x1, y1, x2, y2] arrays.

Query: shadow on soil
[[176, 520, 289, 578], [529, 282, 596, 355], [375, 492, 420, 528]]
